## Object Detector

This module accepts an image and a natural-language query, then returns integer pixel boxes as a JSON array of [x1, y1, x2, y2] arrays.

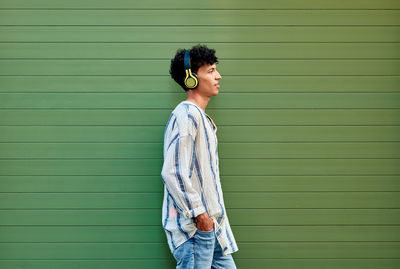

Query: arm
[[161, 134, 206, 219]]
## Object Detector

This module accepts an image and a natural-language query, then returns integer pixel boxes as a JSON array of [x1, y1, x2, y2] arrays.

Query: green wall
[[0, 0, 399, 268]]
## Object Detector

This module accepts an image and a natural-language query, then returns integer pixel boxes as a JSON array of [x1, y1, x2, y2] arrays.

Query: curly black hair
[[169, 44, 219, 91]]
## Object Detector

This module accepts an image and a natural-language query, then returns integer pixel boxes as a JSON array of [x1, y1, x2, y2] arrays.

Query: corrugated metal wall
[[0, 0, 399, 268]]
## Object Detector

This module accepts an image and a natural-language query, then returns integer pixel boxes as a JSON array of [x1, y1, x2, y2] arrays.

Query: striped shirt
[[161, 100, 238, 256]]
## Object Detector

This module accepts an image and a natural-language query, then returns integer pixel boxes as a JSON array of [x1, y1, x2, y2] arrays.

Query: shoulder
[[171, 102, 203, 136]]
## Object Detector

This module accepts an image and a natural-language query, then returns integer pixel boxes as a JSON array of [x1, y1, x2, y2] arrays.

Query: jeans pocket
[[195, 228, 215, 241], [194, 229, 216, 253]]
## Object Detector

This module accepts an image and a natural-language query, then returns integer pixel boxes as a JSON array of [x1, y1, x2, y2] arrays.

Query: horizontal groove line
[[239, 240, 400, 243], [1, 141, 399, 144], [0, 208, 399, 210], [0, 173, 398, 176], [1, 42, 400, 44], [1, 92, 400, 94], [200, 257, 400, 260], [0, 191, 398, 194], [1, 224, 399, 227], [0, 74, 399, 77], [2, 75, 396, 77], [0, 174, 397, 176], [1, 174, 400, 177], [234, 224, 400, 227], [1, 107, 400, 109], [1, 110, 399, 112], [0, 258, 169, 261], [0, 105, 400, 108], [2, 58, 400, 60], [220, 174, 400, 176], [0, 224, 165, 227], [0, 25, 400, 27], [0, 258, 399, 261], [0, 158, 399, 160], [1, 8, 400, 10], [0, 126, 399, 129], [1, 174, 399, 176], [0, 124, 399, 127], [0, 240, 398, 243], [1, 123, 400, 126]]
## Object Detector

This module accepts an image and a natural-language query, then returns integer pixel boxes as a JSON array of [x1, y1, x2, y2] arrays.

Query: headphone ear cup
[[184, 70, 199, 89], [191, 72, 199, 88]]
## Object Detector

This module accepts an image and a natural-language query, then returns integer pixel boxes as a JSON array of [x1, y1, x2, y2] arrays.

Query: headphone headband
[[184, 50, 191, 70]]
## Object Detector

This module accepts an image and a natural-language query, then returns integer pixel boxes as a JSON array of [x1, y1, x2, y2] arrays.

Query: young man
[[161, 45, 238, 268]]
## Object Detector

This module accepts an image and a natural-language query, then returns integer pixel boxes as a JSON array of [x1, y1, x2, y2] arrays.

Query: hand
[[196, 212, 214, 231]]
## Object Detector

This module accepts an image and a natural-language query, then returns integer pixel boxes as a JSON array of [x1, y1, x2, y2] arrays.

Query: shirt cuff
[[184, 206, 206, 219]]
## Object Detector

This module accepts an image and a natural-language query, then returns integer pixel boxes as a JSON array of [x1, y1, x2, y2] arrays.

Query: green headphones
[[183, 50, 199, 89]]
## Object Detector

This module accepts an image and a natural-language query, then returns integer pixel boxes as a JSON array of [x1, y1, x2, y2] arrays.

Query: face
[[195, 63, 222, 97]]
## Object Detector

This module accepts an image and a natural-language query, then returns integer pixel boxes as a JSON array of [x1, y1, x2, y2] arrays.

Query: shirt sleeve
[[161, 133, 206, 219]]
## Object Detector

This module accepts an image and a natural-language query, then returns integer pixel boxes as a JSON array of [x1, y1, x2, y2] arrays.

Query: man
[[161, 45, 238, 268]]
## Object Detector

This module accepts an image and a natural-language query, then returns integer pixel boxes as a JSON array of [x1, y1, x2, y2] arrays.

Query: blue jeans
[[172, 229, 237, 269]]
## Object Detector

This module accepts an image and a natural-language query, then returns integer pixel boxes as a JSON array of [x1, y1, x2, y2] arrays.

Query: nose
[[216, 71, 222, 80]]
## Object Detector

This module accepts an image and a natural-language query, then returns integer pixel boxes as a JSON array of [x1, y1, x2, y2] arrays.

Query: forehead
[[198, 63, 217, 71]]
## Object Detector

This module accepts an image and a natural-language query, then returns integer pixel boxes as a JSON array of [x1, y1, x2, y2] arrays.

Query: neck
[[185, 90, 210, 111]]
